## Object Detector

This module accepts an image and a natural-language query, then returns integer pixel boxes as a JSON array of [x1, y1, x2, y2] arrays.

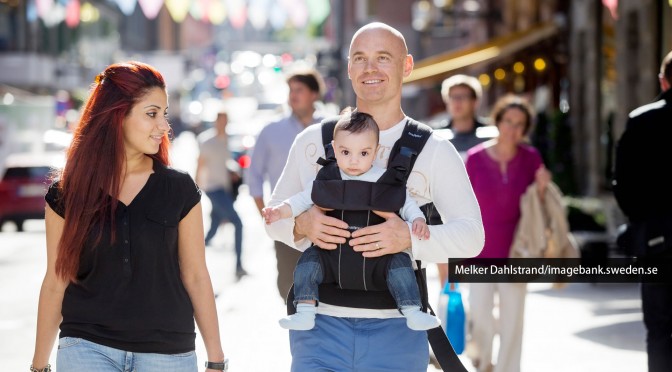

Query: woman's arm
[[177, 203, 225, 369], [32, 205, 69, 369]]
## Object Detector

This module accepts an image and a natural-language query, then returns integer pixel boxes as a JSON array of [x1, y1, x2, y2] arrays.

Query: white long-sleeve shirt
[[284, 165, 426, 224], [265, 117, 484, 318]]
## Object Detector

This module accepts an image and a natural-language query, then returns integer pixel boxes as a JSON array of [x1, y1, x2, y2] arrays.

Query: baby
[[263, 109, 441, 331]]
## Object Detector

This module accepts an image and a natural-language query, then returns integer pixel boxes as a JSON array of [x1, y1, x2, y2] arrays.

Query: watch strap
[[205, 359, 228, 371]]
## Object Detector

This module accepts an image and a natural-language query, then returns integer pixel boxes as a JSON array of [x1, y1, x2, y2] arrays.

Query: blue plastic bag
[[442, 281, 465, 354]]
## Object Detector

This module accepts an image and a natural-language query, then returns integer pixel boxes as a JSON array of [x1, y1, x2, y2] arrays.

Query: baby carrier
[[287, 116, 466, 371]]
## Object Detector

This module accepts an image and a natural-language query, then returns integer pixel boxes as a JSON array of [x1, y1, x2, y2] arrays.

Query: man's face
[[288, 80, 317, 116], [347, 28, 413, 106], [446, 85, 477, 122]]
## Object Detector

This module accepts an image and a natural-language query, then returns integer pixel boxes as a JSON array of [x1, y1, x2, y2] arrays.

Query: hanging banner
[[27, 0, 38, 22], [248, 0, 269, 30], [165, 0, 190, 23], [36, 0, 54, 20], [281, 0, 306, 28], [42, 2, 65, 27], [268, 1, 287, 30], [307, 0, 330, 26], [208, 0, 227, 25], [138, 0, 164, 20], [115, 0, 137, 16], [65, 0, 80, 28], [227, 0, 247, 29]]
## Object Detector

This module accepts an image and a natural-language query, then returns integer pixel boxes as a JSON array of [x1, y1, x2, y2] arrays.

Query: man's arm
[[247, 128, 269, 214], [253, 197, 265, 215], [399, 189, 426, 223], [613, 120, 639, 218]]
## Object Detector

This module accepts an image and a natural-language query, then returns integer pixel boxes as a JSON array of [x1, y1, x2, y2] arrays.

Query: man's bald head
[[350, 22, 409, 55]]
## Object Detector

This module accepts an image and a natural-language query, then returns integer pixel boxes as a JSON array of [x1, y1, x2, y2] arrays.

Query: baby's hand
[[412, 218, 430, 240], [261, 207, 281, 225]]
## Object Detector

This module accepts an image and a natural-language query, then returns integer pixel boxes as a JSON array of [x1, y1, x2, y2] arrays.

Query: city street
[[0, 132, 647, 371]]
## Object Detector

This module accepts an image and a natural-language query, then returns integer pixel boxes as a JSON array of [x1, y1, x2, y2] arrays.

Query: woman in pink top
[[464, 94, 550, 372]]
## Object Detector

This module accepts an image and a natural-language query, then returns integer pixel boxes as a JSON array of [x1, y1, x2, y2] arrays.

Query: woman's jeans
[[56, 337, 197, 372], [205, 188, 243, 269], [293, 246, 422, 309]]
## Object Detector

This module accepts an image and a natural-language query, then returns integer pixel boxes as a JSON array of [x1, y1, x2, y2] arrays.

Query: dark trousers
[[641, 282, 672, 372], [205, 188, 243, 270], [275, 241, 301, 302]]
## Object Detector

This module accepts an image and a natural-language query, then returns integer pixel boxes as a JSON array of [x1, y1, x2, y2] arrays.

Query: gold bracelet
[[29, 364, 51, 372]]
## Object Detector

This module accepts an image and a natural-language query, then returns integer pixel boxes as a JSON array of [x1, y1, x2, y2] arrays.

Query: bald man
[[265, 22, 484, 370]]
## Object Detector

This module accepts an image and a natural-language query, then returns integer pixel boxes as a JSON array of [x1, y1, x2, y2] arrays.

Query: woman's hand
[[535, 165, 551, 197], [294, 205, 350, 249], [349, 211, 412, 258]]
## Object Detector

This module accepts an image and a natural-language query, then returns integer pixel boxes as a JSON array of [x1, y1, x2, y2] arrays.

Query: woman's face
[[122, 87, 170, 157], [496, 107, 527, 146]]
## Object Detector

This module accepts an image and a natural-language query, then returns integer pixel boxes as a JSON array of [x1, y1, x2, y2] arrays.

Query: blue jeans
[[289, 315, 429, 371], [205, 188, 243, 269], [56, 337, 197, 372], [293, 247, 422, 309]]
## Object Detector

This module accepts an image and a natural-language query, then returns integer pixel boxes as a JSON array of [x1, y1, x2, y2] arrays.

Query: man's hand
[[294, 205, 350, 250], [350, 210, 412, 258]]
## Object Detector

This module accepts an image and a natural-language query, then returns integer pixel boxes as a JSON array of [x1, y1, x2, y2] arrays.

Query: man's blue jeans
[[289, 315, 429, 371], [205, 188, 243, 270], [293, 246, 422, 309]]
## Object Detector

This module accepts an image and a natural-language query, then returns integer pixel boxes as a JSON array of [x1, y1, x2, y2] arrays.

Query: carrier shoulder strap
[[320, 116, 340, 150], [381, 118, 432, 183]]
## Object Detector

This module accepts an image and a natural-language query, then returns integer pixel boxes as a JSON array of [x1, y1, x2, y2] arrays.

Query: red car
[[0, 152, 64, 232]]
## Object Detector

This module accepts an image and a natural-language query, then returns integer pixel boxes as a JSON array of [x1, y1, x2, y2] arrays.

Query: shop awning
[[404, 22, 559, 84]]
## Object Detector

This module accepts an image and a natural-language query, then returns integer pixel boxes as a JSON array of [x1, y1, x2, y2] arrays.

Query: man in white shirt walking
[[265, 22, 484, 370]]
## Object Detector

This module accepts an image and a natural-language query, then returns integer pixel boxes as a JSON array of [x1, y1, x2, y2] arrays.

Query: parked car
[[0, 152, 64, 232]]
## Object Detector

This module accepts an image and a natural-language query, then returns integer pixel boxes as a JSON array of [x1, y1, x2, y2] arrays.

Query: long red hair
[[55, 61, 170, 282]]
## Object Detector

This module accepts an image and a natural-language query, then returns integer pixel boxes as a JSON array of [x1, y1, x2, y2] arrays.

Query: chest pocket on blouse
[[146, 211, 180, 250]]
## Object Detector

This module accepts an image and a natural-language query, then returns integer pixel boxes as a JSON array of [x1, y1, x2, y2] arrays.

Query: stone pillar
[[614, 0, 660, 139], [569, 0, 601, 196]]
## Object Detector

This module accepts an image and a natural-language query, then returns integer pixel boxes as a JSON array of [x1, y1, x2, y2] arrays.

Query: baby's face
[[332, 130, 379, 177]]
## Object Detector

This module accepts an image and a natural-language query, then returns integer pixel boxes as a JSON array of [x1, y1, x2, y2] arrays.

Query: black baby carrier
[[286, 116, 467, 371]]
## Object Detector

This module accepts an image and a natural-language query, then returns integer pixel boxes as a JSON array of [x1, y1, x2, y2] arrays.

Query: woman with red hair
[[31, 61, 227, 372]]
